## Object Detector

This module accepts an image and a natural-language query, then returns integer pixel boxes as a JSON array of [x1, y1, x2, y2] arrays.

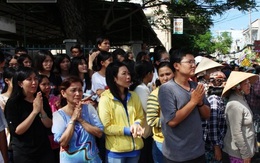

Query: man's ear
[[173, 62, 179, 71]]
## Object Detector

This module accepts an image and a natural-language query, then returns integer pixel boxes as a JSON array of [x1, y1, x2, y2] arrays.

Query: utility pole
[[249, 8, 252, 44]]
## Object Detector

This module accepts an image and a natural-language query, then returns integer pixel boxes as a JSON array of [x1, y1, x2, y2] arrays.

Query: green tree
[[214, 31, 233, 54], [193, 31, 215, 54]]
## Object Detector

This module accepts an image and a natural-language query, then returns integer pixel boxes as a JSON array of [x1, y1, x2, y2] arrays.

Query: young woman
[[5, 55, 18, 69], [0, 67, 16, 111], [52, 76, 103, 163], [37, 74, 60, 162], [34, 50, 62, 96], [98, 62, 145, 163], [70, 57, 91, 95], [146, 62, 174, 163], [54, 54, 71, 81], [4, 67, 54, 163], [17, 54, 32, 68], [130, 60, 154, 163], [91, 51, 113, 98], [135, 51, 150, 62], [38, 75, 60, 113], [112, 48, 126, 62], [0, 67, 16, 161]]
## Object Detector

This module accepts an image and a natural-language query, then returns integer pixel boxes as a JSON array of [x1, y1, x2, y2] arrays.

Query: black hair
[[136, 51, 148, 62], [0, 50, 5, 63], [8, 67, 39, 102], [122, 59, 135, 78], [38, 74, 48, 84], [70, 44, 82, 53], [70, 57, 91, 90], [169, 48, 193, 72], [130, 60, 153, 91], [106, 62, 129, 102], [255, 65, 260, 74], [36, 74, 49, 96], [112, 48, 126, 62], [4, 55, 18, 68], [92, 51, 112, 71], [34, 50, 54, 72], [156, 61, 174, 73], [1, 67, 16, 93], [126, 51, 134, 60], [15, 47, 28, 55], [17, 54, 33, 68], [155, 61, 174, 87], [54, 54, 71, 74], [96, 36, 110, 49], [153, 45, 166, 63], [70, 57, 87, 76]]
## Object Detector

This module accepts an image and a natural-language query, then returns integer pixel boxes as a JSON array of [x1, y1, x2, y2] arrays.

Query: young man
[[158, 48, 210, 163], [70, 44, 83, 58]]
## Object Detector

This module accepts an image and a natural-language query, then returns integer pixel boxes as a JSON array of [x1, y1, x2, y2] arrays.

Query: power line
[[213, 10, 259, 25]]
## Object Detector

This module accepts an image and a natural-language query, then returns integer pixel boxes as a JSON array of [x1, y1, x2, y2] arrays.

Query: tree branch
[[103, 0, 118, 26]]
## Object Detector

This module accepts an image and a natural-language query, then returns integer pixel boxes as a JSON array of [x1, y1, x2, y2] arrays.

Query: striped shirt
[[147, 87, 164, 143]]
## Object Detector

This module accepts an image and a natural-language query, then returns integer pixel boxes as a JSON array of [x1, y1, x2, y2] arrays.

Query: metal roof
[[0, 0, 162, 47]]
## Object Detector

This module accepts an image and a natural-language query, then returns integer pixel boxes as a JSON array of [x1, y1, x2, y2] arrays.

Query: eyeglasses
[[180, 60, 196, 65], [210, 78, 226, 83]]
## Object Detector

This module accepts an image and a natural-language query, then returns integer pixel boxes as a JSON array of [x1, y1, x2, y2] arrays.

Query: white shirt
[[134, 83, 152, 138], [134, 83, 150, 112], [91, 72, 107, 93]]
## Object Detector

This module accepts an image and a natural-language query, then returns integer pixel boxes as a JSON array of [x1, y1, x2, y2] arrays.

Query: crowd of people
[[0, 37, 260, 163]]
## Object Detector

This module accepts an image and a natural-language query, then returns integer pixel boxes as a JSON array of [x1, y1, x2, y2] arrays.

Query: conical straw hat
[[221, 71, 259, 97], [195, 57, 223, 74]]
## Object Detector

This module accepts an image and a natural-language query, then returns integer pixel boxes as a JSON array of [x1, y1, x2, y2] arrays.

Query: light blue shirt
[[52, 104, 103, 163]]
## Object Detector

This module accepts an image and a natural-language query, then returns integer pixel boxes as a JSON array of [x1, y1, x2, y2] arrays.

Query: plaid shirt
[[246, 77, 260, 113], [203, 95, 227, 150]]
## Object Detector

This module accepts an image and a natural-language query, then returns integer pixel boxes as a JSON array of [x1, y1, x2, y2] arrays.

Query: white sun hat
[[221, 71, 258, 97], [195, 57, 223, 74]]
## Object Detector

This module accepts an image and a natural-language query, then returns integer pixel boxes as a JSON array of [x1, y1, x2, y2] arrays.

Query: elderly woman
[[52, 76, 103, 163], [195, 57, 223, 95], [222, 71, 258, 163]]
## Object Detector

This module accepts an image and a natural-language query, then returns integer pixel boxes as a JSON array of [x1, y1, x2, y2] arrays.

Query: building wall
[[215, 29, 245, 53], [243, 19, 260, 45]]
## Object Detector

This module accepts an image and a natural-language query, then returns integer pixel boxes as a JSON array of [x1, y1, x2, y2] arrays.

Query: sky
[[210, 5, 260, 34], [125, 0, 260, 34]]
